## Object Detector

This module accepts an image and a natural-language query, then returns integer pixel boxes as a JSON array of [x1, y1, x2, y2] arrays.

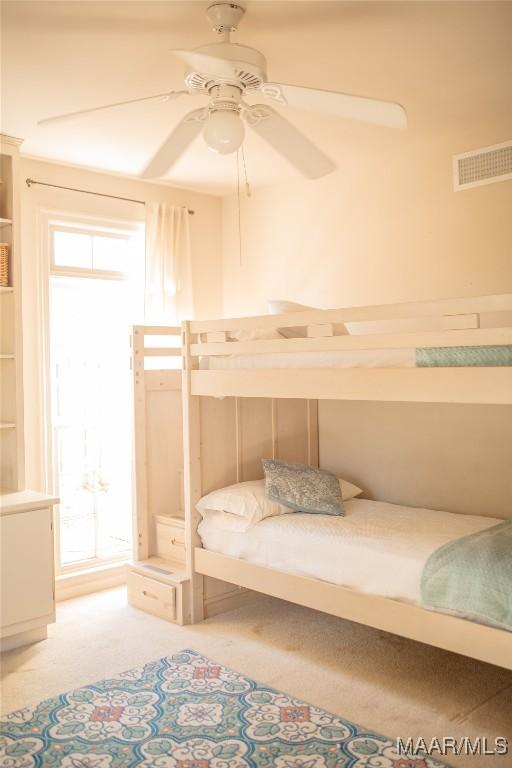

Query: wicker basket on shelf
[[0, 243, 9, 287]]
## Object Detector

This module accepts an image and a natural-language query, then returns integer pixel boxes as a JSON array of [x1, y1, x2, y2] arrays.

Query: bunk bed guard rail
[[182, 293, 512, 405]]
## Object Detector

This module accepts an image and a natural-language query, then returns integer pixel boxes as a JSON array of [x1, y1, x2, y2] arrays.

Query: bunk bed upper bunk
[[183, 292, 512, 404]]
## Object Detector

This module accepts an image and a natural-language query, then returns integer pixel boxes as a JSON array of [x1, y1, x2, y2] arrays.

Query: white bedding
[[200, 348, 415, 370], [198, 498, 502, 606]]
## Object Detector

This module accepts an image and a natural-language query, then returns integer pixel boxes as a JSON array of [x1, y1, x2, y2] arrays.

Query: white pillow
[[199, 509, 255, 533], [339, 478, 364, 501], [267, 299, 315, 315], [228, 327, 281, 342], [196, 477, 363, 524], [267, 299, 348, 338], [196, 479, 290, 524]]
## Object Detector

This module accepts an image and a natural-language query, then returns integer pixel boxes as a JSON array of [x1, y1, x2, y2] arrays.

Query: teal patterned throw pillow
[[262, 458, 344, 516]]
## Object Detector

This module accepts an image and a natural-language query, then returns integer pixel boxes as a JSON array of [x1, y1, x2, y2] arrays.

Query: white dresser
[[0, 490, 59, 651]]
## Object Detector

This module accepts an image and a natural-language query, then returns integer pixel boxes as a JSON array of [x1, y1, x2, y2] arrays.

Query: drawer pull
[[142, 590, 158, 600], [170, 537, 185, 547]]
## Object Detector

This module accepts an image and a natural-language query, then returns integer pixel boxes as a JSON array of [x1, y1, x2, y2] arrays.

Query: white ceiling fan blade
[[244, 104, 336, 179], [38, 91, 188, 126], [260, 82, 407, 129], [141, 107, 208, 179], [171, 48, 240, 79]]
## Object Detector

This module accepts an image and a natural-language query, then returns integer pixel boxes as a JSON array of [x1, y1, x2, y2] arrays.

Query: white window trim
[[58, 551, 132, 576], [55, 561, 128, 602], [37, 209, 142, 578], [49, 216, 141, 279], [49, 266, 127, 281]]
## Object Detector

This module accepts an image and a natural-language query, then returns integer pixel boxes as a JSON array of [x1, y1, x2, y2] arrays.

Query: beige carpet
[[1, 587, 511, 766]]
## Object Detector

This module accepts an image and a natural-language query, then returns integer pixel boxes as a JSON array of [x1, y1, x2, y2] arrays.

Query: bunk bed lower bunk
[[194, 542, 512, 671], [194, 489, 512, 670], [197, 495, 503, 609]]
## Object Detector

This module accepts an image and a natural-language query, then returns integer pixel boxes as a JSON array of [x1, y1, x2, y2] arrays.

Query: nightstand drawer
[[127, 572, 176, 621], [155, 515, 186, 564]]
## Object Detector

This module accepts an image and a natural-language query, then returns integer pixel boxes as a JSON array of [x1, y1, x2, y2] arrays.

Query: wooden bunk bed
[[131, 293, 512, 669]]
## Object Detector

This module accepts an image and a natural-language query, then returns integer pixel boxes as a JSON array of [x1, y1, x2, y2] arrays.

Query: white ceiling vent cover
[[454, 141, 512, 191]]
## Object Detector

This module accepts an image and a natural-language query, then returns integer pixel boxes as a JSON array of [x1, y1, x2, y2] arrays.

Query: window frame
[[49, 219, 139, 280]]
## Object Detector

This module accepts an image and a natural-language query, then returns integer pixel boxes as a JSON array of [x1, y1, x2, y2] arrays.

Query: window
[[50, 222, 138, 277], [48, 217, 143, 572]]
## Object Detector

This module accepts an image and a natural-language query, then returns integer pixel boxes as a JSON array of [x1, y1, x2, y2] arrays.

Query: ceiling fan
[[39, 2, 407, 180]]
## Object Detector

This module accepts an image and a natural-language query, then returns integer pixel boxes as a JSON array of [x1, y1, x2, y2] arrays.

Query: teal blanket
[[421, 520, 512, 631], [416, 344, 512, 367]]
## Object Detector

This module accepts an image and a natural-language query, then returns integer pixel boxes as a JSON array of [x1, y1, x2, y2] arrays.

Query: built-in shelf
[[1, 136, 24, 492]]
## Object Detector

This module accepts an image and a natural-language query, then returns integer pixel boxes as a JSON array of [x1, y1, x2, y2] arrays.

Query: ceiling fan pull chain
[[236, 149, 243, 266], [241, 145, 251, 198]]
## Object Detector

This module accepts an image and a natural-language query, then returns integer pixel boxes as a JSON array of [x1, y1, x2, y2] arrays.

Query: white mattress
[[200, 348, 415, 370], [198, 498, 501, 606]]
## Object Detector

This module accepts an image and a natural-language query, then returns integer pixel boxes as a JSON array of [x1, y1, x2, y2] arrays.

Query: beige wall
[[319, 401, 512, 520], [221, 4, 512, 517], [20, 157, 222, 491], [222, 123, 512, 316]]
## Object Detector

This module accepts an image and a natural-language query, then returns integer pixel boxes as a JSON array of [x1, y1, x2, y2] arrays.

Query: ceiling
[[2, 1, 511, 195]]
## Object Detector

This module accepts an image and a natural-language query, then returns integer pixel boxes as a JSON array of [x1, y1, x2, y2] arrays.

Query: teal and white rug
[[0, 649, 448, 767]]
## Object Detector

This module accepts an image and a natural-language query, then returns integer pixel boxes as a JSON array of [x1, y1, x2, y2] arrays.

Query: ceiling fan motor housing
[[206, 2, 246, 34], [184, 42, 267, 93]]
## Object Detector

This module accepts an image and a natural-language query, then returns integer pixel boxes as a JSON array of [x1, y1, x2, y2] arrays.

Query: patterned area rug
[[1, 649, 449, 767]]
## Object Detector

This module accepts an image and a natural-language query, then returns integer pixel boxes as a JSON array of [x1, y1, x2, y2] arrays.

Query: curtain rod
[[25, 178, 195, 214]]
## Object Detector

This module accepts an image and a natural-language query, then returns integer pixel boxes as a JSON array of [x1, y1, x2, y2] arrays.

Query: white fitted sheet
[[198, 498, 501, 605], [200, 348, 415, 370]]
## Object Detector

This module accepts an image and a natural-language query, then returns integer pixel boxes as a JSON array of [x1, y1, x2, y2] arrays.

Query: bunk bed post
[[182, 320, 205, 622], [235, 398, 243, 482], [307, 400, 319, 467], [132, 326, 149, 560]]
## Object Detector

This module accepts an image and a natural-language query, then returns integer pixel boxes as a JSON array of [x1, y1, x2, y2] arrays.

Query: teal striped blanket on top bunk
[[416, 344, 512, 366]]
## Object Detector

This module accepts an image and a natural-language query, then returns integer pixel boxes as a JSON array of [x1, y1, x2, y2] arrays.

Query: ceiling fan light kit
[[38, 1, 408, 181], [204, 102, 245, 154]]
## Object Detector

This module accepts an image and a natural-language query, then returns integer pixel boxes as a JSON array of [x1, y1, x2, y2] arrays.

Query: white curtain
[[144, 203, 193, 322]]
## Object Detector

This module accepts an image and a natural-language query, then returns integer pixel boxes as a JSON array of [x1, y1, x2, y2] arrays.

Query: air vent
[[453, 141, 512, 191]]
